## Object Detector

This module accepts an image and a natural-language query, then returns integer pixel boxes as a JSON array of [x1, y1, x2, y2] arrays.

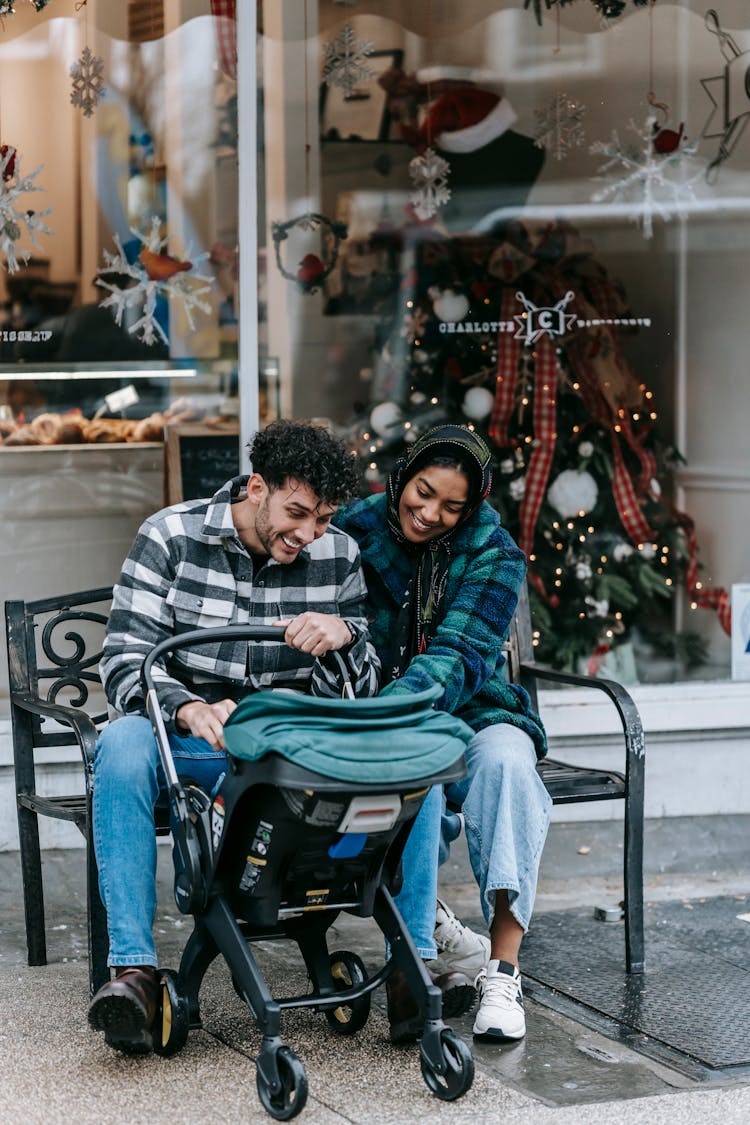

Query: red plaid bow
[[211, 0, 236, 80]]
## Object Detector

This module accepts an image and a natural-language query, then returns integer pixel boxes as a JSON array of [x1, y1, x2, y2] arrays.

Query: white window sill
[[539, 678, 750, 739]]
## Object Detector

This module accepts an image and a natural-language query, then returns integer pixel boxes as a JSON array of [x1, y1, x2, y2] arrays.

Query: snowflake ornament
[[322, 24, 374, 98], [534, 92, 587, 161], [0, 0, 54, 13], [95, 216, 213, 347], [590, 115, 698, 239], [0, 147, 53, 273], [409, 147, 451, 221], [70, 45, 106, 118]]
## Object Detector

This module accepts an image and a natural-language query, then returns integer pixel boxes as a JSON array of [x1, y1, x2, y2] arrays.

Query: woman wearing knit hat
[[335, 424, 551, 1044]]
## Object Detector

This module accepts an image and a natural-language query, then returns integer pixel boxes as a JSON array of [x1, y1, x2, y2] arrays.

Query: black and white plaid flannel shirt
[[101, 477, 381, 725]]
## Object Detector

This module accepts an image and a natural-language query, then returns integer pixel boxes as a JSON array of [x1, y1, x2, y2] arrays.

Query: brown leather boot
[[386, 965, 476, 1045], [88, 966, 161, 1055]]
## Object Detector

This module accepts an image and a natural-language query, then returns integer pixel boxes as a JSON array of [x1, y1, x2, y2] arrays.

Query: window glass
[[0, 0, 238, 427], [257, 0, 749, 685], [0, 1, 239, 707]]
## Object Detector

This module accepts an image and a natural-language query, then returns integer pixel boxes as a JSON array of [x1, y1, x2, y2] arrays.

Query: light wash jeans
[[394, 723, 552, 960], [92, 715, 227, 968]]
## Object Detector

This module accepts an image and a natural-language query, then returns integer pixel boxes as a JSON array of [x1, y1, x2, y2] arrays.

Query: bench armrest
[[519, 660, 645, 772], [11, 692, 100, 772]]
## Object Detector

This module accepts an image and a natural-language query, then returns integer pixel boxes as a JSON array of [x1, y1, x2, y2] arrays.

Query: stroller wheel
[[420, 1027, 475, 1101], [152, 969, 190, 1057], [325, 950, 370, 1035], [256, 1045, 308, 1121]]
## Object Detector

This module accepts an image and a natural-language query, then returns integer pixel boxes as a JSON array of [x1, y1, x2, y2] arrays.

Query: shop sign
[[437, 291, 652, 342]]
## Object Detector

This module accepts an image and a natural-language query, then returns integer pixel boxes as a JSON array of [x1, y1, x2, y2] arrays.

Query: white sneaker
[[433, 897, 491, 976], [473, 960, 526, 1041]]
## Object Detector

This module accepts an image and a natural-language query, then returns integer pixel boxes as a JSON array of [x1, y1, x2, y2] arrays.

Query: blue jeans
[[394, 723, 552, 959], [92, 715, 226, 968]]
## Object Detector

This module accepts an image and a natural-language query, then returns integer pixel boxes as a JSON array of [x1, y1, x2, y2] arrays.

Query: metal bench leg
[[17, 802, 47, 967], [87, 815, 110, 995], [623, 749, 645, 974]]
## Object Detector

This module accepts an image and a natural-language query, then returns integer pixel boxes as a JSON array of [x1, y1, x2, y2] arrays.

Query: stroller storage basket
[[140, 624, 475, 1119]]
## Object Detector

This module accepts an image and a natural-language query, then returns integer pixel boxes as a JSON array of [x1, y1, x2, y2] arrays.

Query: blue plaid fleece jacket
[[335, 494, 547, 759]]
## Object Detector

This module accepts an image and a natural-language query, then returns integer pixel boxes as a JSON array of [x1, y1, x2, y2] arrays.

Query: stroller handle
[[140, 623, 287, 697], [141, 623, 355, 794]]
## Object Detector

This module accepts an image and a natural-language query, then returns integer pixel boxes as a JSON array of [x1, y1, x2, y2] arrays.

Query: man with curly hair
[[88, 420, 381, 1054]]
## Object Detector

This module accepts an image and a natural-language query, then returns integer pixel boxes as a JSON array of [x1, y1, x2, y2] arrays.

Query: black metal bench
[[5, 583, 645, 996]]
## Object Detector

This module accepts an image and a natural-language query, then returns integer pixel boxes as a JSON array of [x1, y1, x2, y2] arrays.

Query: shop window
[[256, 1, 750, 687], [0, 0, 238, 431], [0, 1, 239, 704]]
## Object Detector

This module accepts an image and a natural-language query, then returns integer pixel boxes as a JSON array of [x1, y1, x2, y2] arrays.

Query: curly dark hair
[[248, 419, 360, 505]]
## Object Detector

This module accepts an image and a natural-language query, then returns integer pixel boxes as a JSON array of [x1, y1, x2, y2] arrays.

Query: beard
[[253, 496, 302, 560]]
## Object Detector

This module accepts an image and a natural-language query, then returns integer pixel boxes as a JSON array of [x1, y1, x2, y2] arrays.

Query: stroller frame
[[141, 625, 475, 1120]]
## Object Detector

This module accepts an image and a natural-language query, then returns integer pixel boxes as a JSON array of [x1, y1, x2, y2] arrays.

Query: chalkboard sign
[[165, 421, 241, 504]]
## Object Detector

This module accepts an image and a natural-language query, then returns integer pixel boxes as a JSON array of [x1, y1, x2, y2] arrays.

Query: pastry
[[130, 413, 166, 442], [3, 426, 42, 445], [29, 412, 63, 444], [82, 418, 136, 443]]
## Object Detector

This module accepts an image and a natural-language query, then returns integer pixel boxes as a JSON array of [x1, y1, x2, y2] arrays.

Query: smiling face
[[398, 463, 470, 545], [239, 475, 336, 561]]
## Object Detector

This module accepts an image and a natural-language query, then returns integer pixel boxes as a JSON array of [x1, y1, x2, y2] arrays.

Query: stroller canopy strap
[[223, 685, 472, 783]]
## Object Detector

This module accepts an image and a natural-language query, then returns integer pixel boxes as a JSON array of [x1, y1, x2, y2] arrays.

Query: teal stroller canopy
[[223, 684, 472, 784]]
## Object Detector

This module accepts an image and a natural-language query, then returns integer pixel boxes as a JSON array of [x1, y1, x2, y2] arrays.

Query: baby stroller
[[141, 624, 475, 1120]]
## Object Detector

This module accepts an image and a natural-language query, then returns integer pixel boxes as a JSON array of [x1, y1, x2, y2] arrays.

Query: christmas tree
[[346, 218, 725, 674]]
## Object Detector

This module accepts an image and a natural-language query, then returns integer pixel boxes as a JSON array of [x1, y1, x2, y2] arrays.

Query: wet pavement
[[1, 818, 749, 1123]]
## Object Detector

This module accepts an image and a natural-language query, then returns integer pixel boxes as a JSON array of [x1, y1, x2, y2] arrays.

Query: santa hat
[[418, 87, 517, 154]]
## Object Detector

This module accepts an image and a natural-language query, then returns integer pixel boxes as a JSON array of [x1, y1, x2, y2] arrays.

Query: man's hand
[[175, 699, 237, 750], [275, 612, 352, 657]]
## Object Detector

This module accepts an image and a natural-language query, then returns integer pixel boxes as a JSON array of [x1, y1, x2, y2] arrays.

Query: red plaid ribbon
[[673, 509, 732, 634], [488, 288, 522, 446], [518, 335, 558, 560], [211, 0, 237, 80], [564, 295, 658, 542], [520, 335, 561, 606], [611, 437, 653, 544]]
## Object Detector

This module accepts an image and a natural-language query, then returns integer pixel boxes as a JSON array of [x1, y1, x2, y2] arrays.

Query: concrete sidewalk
[[2, 820, 750, 1124]]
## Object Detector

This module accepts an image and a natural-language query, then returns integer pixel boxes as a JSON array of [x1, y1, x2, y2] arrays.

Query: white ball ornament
[[462, 386, 494, 420], [369, 401, 403, 437], [433, 288, 470, 322], [547, 469, 598, 519]]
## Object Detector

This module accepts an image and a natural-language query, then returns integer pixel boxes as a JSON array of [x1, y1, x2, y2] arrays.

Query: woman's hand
[[275, 612, 352, 656], [175, 699, 237, 750]]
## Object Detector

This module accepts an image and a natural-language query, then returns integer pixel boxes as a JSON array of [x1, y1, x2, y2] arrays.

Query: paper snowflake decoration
[[590, 115, 698, 239], [322, 24, 374, 98], [0, 0, 53, 12], [95, 216, 214, 347], [0, 148, 53, 273], [409, 148, 451, 222], [534, 93, 587, 161], [70, 45, 106, 118]]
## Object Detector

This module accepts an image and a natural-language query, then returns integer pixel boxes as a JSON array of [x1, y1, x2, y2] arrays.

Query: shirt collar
[[202, 475, 248, 540]]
